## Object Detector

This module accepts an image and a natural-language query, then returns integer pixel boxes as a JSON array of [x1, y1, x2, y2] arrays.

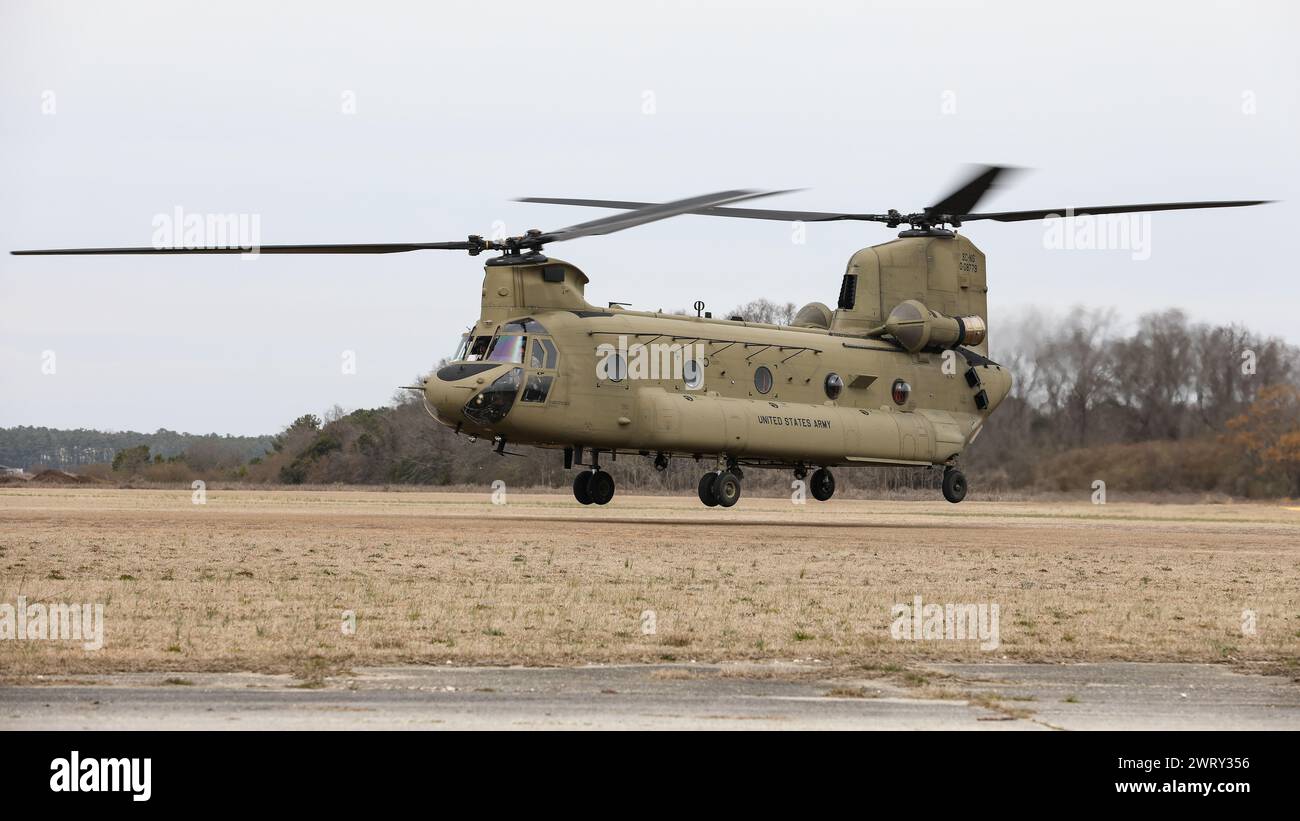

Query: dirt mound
[[29, 469, 96, 485]]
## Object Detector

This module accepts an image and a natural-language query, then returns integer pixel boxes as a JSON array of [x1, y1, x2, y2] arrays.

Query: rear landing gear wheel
[[588, 470, 616, 505], [810, 468, 835, 501], [573, 471, 593, 505], [942, 468, 967, 504], [698, 472, 720, 507], [714, 471, 742, 507]]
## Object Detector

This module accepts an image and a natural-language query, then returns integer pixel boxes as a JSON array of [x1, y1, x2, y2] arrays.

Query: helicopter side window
[[683, 358, 704, 390], [520, 337, 559, 405], [486, 335, 527, 364], [521, 374, 554, 403], [467, 335, 492, 361], [598, 353, 627, 382], [529, 338, 558, 369]]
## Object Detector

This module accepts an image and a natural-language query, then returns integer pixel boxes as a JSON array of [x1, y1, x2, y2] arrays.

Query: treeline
[[0, 426, 272, 472], [965, 307, 1300, 496]]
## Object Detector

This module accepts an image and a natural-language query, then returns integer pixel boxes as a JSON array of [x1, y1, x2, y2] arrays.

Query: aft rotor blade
[[11, 240, 481, 255], [926, 164, 1022, 220], [959, 200, 1273, 223]]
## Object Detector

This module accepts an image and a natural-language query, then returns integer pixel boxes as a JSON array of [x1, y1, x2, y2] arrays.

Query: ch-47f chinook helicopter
[[13, 166, 1269, 507]]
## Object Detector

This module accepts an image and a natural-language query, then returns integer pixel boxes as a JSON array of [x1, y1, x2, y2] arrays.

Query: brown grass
[[1, 488, 1298, 680]]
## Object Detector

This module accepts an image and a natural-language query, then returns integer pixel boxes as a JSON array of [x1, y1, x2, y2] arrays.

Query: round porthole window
[[891, 379, 911, 405], [824, 373, 844, 400], [683, 359, 704, 390], [754, 366, 773, 395], [601, 352, 626, 382]]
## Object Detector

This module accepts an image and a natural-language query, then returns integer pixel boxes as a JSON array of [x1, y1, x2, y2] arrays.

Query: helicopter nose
[[422, 369, 471, 425], [423, 362, 501, 425], [422, 377, 459, 425]]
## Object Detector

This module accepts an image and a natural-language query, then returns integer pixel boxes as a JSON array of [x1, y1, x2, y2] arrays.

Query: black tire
[[942, 468, 967, 504], [810, 467, 835, 501], [573, 471, 594, 505], [698, 472, 720, 507], [714, 471, 742, 507], [589, 470, 616, 505]]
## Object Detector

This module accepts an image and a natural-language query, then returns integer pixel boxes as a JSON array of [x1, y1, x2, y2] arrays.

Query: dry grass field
[[1, 487, 1298, 682]]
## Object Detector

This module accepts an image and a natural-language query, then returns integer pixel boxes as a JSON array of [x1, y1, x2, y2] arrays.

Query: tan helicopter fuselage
[[423, 233, 1012, 470]]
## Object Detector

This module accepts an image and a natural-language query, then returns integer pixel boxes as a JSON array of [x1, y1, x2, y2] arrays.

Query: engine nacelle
[[884, 299, 987, 353], [791, 301, 832, 329]]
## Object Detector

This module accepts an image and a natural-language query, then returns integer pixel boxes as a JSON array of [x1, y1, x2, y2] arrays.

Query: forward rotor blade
[[538, 189, 790, 241], [519, 195, 885, 224], [12, 241, 480, 255], [959, 200, 1273, 223]]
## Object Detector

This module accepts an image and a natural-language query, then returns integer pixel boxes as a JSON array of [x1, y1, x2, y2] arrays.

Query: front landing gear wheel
[[573, 471, 593, 505], [698, 472, 720, 507], [589, 470, 616, 505], [810, 468, 835, 501], [942, 468, 967, 504], [714, 471, 742, 507]]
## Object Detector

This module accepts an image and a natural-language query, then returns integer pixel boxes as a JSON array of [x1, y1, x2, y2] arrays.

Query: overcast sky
[[2, 0, 1296, 435]]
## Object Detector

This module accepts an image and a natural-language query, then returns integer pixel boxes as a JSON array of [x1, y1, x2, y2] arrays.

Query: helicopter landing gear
[[722, 455, 743, 482], [573, 468, 616, 505], [654, 453, 669, 472], [588, 470, 615, 505], [698, 470, 742, 508], [714, 472, 742, 507], [810, 467, 835, 501], [942, 467, 967, 504], [573, 470, 593, 505], [698, 472, 719, 507]]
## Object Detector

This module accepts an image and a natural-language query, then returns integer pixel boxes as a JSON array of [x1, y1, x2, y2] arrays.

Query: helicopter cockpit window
[[521, 374, 554, 403], [451, 334, 470, 362], [463, 367, 523, 425], [466, 335, 492, 361], [486, 335, 526, 364], [503, 317, 549, 335], [529, 338, 559, 369]]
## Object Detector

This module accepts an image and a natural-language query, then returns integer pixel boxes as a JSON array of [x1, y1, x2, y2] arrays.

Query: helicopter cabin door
[[520, 335, 560, 406]]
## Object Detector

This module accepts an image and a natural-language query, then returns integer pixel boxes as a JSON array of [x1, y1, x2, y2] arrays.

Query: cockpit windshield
[[461, 334, 491, 361], [486, 334, 526, 364], [451, 334, 471, 362], [502, 317, 548, 334]]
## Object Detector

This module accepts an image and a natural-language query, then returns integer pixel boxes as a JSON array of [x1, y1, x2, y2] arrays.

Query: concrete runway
[[3, 662, 1298, 730]]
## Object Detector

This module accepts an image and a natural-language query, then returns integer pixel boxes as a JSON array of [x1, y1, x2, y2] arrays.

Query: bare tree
[[1035, 306, 1118, 448], [729, 298, 798, 326]]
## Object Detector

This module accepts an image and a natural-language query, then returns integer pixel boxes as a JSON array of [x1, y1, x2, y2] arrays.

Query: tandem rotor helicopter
[[13, 166, 1270, 507]]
